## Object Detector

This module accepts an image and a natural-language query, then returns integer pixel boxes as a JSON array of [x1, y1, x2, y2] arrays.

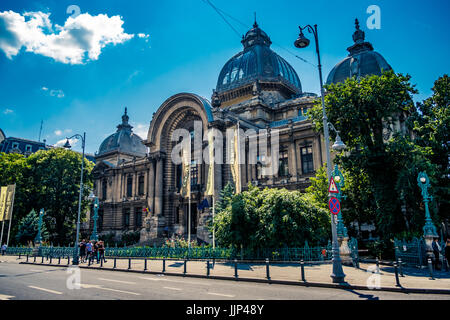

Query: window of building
[[176, 164, 182, 192], [279, 149, 289, 177], [25, 145, 32, 153], [301, 145, 314, 174], [102, 179, 107, 200], [135, 207, 142, 229], [127, 176, 133, 197], [175, 207, 180, 224], [98, 209, 103, 232], [12, 142, 19, 149], [123, 208, 130, 228], [138, 175, 144, 196]]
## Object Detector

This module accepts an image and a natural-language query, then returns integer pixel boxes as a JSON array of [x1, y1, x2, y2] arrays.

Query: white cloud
[[3, 108, 13, 114], [54, 128, 72, 136], [41, 86, 64, 98], [132, 123, 149, 139], [0, 10, 135, 64], [55, 137, 78, 148]]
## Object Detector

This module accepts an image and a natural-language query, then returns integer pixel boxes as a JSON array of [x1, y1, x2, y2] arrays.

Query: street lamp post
[[89, 192, 99, 241], [63, 132, 86, 266], [295, 24, 346, 283], [417, 172, 438, 261]]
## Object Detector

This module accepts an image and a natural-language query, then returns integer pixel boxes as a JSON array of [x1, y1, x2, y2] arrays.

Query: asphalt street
[[0, 259, 449, 300]]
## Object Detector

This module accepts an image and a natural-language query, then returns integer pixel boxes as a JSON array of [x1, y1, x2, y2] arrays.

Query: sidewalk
[[5, 255, 450, 294]]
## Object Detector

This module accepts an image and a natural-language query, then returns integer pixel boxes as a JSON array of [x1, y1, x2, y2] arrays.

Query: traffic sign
[[329, 197, 341, 215], [328, 177, 339, 194]]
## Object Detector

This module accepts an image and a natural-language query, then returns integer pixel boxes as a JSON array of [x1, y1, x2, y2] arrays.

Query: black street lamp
[[294, 24, 346, 283], [63, 133, 86, 265]]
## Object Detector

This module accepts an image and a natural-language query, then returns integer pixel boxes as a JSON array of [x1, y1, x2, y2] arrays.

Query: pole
[[188, 195, 191, 247], [0, 221, 4, 246], [212, 196, 215, 249], [237, 121, 241, 193], [73, 133, 85, 265], [6, 184, 16, 247], [311, 24, 345, 283]]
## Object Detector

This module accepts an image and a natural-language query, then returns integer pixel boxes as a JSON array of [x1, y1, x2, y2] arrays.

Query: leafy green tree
[[213, 184, 330, 249], [410, 75, 449, 218], [26, 148, 94, 244], [309, 70, 440, 240], [305, 164, 328, 208], [15, 209, 49, 244]]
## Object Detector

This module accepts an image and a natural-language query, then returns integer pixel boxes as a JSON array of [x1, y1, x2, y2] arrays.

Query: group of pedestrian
[[79, 239, 107, 265], [432, 238, 450, 271]]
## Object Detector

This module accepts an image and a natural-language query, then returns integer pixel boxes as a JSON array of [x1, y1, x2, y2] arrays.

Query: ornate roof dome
[[216, 22, 302, 95], [97, 108, 147, 158], [326, 19, 392, 85]]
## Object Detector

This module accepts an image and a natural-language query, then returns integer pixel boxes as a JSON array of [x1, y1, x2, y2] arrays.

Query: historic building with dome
[[91, 19, 393, 244]]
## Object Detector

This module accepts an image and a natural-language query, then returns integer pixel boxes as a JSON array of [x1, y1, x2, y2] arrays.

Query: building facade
[[92, 20, 392, 244]]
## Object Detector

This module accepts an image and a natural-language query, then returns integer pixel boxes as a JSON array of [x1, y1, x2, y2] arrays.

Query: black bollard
[[183, 259, 187, 275], [26, 255, 29, 262], [234, 259, 238, 279], [33, 256, 36, 263], [206, 260, 210, 277], [144, 259, 147, 271], [428, 258, 434, 280], [266, 258, 271, 281], [300, 260, 306, 282], [49, 256, 52, 264], [113, 258, 117, 269], [100, 256, 103, 268], [162, 258, 166, 273], [67, 256, 70, 265], [58, 256, 61, 265], [394, 262, 401, 287], [128, 258, 131, 270], [19, 253, 21, 259], [41, 256, 44, 263], [398, 258, 404, 277]]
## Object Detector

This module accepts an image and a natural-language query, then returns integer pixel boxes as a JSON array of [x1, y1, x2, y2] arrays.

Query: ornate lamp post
[[294, 25, 346, 283], [417, 172, 438, 260], [63, 132, 86, 266], [88, 192, 99, 241]]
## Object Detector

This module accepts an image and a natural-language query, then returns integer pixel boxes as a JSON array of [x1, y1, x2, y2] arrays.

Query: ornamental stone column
[[154, 154, 164, 216]]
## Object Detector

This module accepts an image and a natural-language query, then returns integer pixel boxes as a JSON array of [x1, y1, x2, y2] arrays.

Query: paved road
[[0, 260, 449, 300]]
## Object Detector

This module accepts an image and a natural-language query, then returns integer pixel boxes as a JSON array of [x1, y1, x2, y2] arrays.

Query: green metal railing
[[4, 239, 359, 263]]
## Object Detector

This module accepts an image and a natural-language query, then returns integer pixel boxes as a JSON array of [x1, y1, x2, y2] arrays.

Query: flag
[[3, 185, 15, 220], [198, 198, 210, 211], [205, 129, 215, 196], [180, 136, 191, 198], [230, 124, 241, 194], [0, 186, 6, 222]]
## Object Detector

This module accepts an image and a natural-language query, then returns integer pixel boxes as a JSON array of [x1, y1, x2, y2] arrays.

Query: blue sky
[[0, 0, 449, 154]]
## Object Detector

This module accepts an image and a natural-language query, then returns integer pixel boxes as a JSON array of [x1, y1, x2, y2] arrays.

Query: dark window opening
[[279, 149, 289, 177], [138, 175, 144, 196], [301, 145, 314, 174], [127, 176, 133, 197]]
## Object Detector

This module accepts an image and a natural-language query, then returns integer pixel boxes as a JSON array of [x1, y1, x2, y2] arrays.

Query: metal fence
[[4, 238, 359, 263], [394, 237, 446, 267]]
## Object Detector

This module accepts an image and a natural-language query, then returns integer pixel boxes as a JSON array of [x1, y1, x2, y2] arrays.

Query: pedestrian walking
[[79, 240, 86, 263], [432, 238, 441, 270], [93, 241, 99, 263], [86, 240, 93, 264], [1, 243, 7, 256], [98, 241, 107, 263], [445, 238, 450, 271]]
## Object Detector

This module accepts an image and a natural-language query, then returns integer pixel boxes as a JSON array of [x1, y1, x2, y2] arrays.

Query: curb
[[19, 262, 450, 295]]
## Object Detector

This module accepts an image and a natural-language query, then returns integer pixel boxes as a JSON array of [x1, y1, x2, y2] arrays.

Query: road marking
[[137, 276, 211, 286], [80, 283, 140, 296], [0, 294, 15, 300], [163, 286, 182, 291], [207, 292, 235, 298], [28, 286, 63, 295], [30, 269, 44, 272], [98, 278, 136, 285]]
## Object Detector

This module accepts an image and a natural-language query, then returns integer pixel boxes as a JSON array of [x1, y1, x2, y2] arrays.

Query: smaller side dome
[[326, 19, 392, 85], [97, 108, 147, 158]]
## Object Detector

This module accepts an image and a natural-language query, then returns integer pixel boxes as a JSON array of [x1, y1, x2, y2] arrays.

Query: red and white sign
[[328, 177, 339, 194]]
